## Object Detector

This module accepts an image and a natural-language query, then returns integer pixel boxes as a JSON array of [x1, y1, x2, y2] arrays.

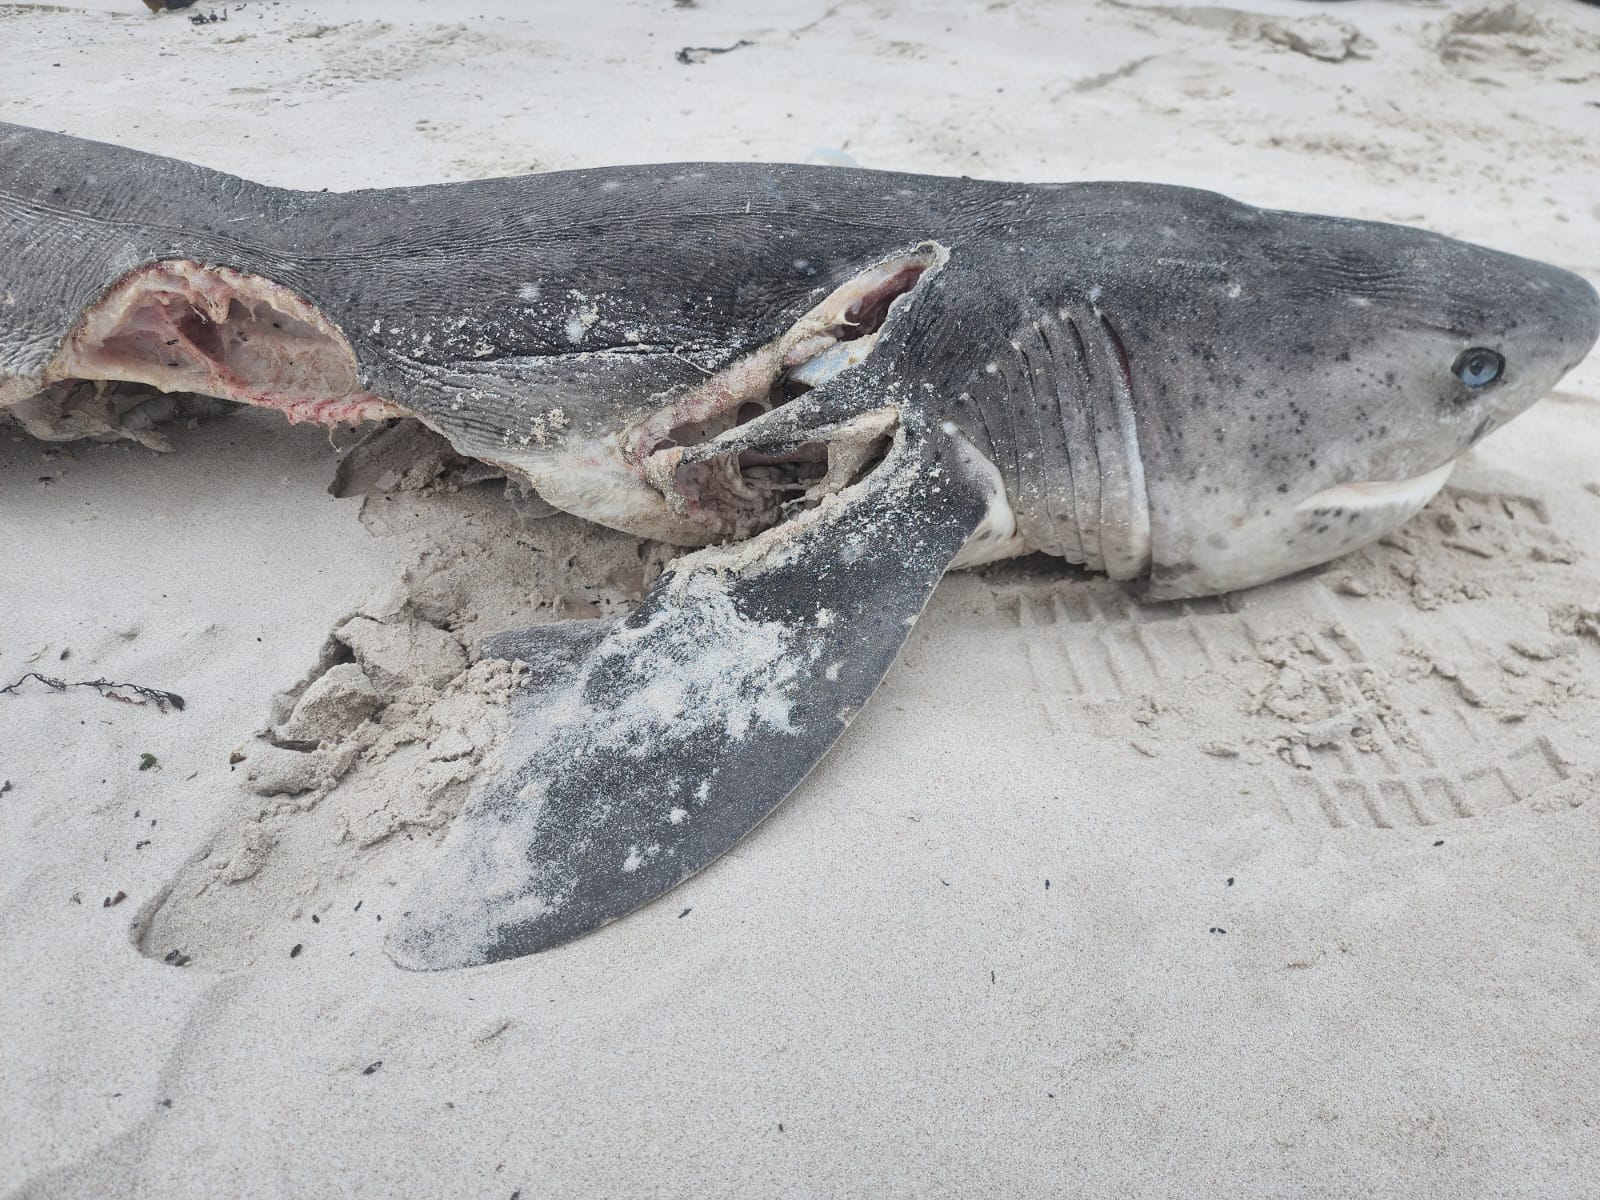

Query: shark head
[[1119, 197, 1600, 598]]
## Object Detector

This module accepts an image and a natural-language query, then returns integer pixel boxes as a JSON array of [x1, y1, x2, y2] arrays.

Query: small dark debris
[[0, 780, 11, 796], [228, 750, 246, 766], [311, 914, 320, 924], [163, 949, 192, 967], [103, 890, 127, 908], [354, 900, 363, 912], [1226, 876, 1234, 886], [138, 753, 158, 771], [290, 943, 303, 958], [0, 672, 184, 712], [990, 970, 995, 984], [678, 907, 691, 918], [189, 8, 225, 23], [1209, 926, 1227, 934], [676, 39, 752, 64], [134, 840, 151, 850], [1433, 839, 1445, 847], [362, 1060, 382, 1075], [1044, 879, 1050, 890], [59, 649, 69, 661], [69, 892, 82, 905], [160, 1098, 172, 1108]]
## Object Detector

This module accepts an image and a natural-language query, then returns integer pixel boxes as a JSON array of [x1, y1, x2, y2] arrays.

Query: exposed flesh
[[12, 247, 940, 549], [623, 244, 946, 541], [41, 260, 401, 427]]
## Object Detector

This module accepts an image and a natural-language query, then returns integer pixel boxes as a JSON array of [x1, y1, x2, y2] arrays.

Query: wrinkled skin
[[4, 123, 1595, 597]]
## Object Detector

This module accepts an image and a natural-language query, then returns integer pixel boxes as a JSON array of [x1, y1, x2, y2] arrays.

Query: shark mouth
[[621, 244, 945, 541], [1295, 458, 1457, 519]]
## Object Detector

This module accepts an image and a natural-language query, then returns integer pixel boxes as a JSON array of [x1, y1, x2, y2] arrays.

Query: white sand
[[3, 0, 1600, 1195]]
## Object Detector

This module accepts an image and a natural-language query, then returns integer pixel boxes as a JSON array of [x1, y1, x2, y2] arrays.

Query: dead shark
[[2, 123, 1595, 969]]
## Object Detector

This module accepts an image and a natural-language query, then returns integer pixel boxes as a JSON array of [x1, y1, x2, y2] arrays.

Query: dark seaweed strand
[[0, 672, 186, 712]]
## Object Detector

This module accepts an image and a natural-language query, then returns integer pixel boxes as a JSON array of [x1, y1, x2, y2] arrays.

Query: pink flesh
[[838, 264, 927, 339], [46, 260, 402, 426], [626, 251, 940, 540], [624, 248, 937, 469]]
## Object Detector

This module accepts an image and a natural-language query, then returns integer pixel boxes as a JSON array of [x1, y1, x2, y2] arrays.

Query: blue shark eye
[[1453, 347, 1504, 388]]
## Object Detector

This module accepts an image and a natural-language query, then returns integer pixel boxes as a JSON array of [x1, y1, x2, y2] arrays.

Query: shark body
[[3, 124, 1595, 967]]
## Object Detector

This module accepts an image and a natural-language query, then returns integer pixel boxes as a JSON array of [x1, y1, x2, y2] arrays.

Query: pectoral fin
[[387, 419, 1001, 969]]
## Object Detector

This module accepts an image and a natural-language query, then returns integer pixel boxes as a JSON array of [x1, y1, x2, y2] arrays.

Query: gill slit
[[1091, 306, 1152, 579], [1067, 310, 1105, 571], [1010, 329, 1056, 558], [1026, 317, 1084, 563]]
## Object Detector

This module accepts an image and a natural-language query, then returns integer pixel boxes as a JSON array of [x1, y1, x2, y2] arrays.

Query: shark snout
[[1445, 264, 1589, 462], [1552, 265, 1600, 374], [1464, 254, 1599, 436], [1507, 256, 1599, 379]]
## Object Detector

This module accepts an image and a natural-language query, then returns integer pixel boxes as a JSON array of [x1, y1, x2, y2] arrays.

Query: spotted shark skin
[[2, 123, 1595, 967]]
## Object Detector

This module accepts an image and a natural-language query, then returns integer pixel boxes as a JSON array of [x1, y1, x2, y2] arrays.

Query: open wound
[[24, 259, 400, 442], [623, 243, 944, 541]]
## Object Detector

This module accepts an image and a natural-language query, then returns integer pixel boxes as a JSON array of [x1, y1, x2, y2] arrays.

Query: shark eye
[[1453, 347, 1504, 389]]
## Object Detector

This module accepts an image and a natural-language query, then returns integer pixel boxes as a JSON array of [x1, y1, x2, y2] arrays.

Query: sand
[[3, 0, 1600, 1195]]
